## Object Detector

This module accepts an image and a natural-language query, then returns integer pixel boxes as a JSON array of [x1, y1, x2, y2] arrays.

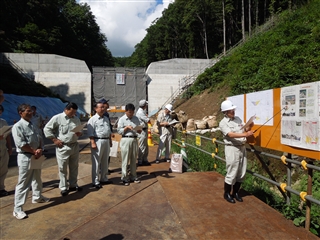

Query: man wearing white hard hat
[[155, 104, 174, 163], [136, 100, 150, 166], [219, 99, 254, 203]]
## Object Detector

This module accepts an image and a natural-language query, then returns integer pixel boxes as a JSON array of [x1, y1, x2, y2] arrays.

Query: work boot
[[232, 182, 243, 202], [224, 182, 235, 203]]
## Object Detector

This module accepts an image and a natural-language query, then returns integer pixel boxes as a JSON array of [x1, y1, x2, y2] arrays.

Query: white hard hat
[[221, 100, 236, 112], [165, 104, 173, 112], [139, 99, 148, 107]]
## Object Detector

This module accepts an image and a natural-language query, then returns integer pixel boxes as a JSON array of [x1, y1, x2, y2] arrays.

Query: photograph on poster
[[299, 99, 306, 108], [282, 95, 296, 117], [300, 89, 306, 98], [299, 109, 306, 117], [285, 95, 296, 104], [281, 120, 302, 143]]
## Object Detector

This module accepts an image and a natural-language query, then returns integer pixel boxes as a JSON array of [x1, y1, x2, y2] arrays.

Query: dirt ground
[[172, 86, 231, 121]]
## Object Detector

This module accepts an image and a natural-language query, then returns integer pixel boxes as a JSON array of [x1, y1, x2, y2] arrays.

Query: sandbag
[[174, 122, 183, 130], [170, 153, 183, 173], [202, 116, 209, 122], [195, 120, 207, 129], [177, 110, 188, 124], [206, 115, 218, 128], [152, 121, 159, 134], [186, 118, 195, 131]]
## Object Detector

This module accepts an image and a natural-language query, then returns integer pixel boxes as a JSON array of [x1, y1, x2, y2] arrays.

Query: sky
[[78, 0, 174, 57]]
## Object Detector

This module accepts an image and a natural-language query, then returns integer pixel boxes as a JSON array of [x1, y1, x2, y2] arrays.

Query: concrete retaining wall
[[2, 53, 91, 113], [146, 58, 216, 112]]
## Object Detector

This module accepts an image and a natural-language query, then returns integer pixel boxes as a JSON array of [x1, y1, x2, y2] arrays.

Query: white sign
[[116, 73, 125, 85]]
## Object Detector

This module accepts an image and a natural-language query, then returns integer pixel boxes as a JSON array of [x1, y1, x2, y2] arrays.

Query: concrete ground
[[0, 133, 318, 240]]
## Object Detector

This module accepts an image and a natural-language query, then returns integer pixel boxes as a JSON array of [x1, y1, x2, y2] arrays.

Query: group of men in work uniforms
[[1, 89, 256, 221], [1, 96, 176, 220]]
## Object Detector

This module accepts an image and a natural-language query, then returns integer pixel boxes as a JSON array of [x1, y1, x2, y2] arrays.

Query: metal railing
[[171, 129, 319, 231]]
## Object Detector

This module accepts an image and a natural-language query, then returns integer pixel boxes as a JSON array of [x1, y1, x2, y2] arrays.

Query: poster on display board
[[228, 94, 244, 121], [246, 89, 274, 126], [281, 81, 320, 151]]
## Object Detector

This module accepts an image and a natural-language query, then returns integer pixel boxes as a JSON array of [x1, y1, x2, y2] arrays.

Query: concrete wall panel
[[146, 58, 216, 112], [3, 53, 91, 113]]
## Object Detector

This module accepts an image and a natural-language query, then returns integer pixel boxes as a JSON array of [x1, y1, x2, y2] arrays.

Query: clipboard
[[29, 155, 46, 169], [71, 123, 86, 133]]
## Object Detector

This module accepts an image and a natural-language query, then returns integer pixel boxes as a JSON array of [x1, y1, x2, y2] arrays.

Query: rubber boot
[[224, 182, 235, 203], [232, 182, 243, 202]]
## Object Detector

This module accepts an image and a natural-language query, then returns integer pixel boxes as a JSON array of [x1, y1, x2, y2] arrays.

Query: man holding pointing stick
[[219, 100, 254, 204]]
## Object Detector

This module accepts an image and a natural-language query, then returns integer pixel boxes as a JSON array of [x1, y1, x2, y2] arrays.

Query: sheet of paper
[[0, 125, 12, 136], [133, 125, 143, 131], [71, 123, 86, 133], [109, 141, 118, 158], [29, 155, 46, 169], [241, 115, 256, 130], [148, 109, 159, 117], [169, 119, 179, 125]]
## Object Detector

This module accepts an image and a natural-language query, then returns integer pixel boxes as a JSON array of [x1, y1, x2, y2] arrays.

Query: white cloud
[[79, 0, 174, 57]]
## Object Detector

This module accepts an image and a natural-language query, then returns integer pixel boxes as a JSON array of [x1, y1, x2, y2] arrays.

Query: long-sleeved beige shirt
[[43, 112, 81, 144]]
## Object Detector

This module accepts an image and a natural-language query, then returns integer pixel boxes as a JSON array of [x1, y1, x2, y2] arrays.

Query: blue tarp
[[1, 94, 87, 125]]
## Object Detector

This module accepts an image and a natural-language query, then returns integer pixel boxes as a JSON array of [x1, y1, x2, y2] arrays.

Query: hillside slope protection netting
[[1, 94, 86, 125]]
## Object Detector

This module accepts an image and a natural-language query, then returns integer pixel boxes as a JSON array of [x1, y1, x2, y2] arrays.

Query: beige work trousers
[[120, 138, 138, 181], [224, 145, 247, 185]]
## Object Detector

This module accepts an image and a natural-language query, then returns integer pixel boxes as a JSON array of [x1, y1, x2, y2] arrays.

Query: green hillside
[[175, 1, 320, 236], [188, 0, 320, 98]]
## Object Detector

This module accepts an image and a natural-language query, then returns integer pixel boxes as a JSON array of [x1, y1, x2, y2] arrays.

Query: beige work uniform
[[87, 113, 111, 185], [219, 116, 247, 185], [12, 119, 43, 212], [117, 114, 140, 181], [0, 118, 9, 191], [136, 107, 149, 163], [43, 112, 81, 191], [156, 112, 173, 160]]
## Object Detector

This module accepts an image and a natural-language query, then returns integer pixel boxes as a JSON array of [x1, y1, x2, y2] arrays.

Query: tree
[[222, 0, 226, 55], [0, 0, 114, 69]]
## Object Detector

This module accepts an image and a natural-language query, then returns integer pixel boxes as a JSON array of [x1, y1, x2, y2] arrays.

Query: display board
[[229, 81, 320, 160]]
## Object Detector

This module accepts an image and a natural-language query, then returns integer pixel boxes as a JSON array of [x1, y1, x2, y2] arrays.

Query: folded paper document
[[133, 125, 143, 131], [169, 119, 179, 125], [29, 155, 46, 169], [71, 123, 86, 133], [241, 115, 256, 130]]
